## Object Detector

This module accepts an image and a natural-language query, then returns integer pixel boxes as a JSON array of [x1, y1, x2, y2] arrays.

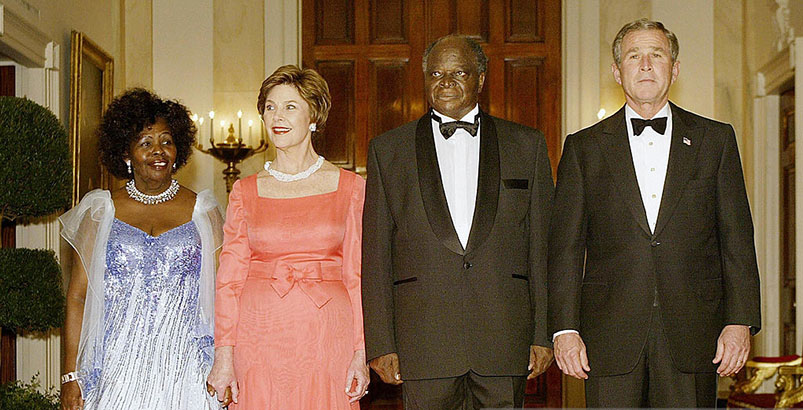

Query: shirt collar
[[432, 104, 480, 123]]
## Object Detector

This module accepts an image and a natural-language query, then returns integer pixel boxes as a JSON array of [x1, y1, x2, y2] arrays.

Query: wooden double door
[[302, 0, 562, 175], [302, 0, 562, 407]]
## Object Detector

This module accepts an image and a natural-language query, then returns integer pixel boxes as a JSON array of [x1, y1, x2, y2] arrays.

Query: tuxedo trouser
[[402, 370, 526, 410], [585, 305, 717, 407]]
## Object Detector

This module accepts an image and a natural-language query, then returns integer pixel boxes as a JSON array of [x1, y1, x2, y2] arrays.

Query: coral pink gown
[[215, 169, 365, 409]]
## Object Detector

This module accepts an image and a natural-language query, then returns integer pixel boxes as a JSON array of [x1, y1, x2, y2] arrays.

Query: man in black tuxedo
[[361, 34, 555, 409], [548, 18, 761, 407]]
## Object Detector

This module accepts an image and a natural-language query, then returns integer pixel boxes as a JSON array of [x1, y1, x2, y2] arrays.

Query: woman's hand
[[344, 349, 370, 403], [207, 346, 239, 407], [60, 381, 83, 410]]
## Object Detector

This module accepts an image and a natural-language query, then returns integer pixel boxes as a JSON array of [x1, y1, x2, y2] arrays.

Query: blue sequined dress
[[81, 218, 219, 410]]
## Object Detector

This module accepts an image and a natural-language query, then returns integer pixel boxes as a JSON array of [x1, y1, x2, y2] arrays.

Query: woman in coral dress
[[206, 65, 369, 409]]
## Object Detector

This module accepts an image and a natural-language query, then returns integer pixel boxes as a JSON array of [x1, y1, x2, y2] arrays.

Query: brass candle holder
[[196, 123, 268, 192]]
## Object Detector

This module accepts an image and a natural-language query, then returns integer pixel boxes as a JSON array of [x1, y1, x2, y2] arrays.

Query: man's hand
[[369, 353, 403, 385], [528, 345, 554, 379], [713, 324, 751, 377], [554, 332, 590, 379]]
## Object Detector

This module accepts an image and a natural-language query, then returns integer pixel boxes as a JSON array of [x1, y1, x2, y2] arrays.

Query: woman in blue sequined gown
[[59, 89, 224, 410]]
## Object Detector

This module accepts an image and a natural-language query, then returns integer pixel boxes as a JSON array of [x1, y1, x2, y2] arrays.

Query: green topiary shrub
[[0, 375, 59, 410], [0, 248, 64, 332], [0, 96, 71, 221]]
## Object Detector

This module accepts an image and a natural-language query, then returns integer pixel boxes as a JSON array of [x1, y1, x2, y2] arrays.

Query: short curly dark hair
[[98, 88, 196, 179]]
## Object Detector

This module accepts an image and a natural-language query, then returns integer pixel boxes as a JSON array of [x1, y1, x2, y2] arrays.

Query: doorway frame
[[752, 38, 803, 359]]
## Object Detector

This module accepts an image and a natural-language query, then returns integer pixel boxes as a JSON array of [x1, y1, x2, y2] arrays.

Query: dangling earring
[[126, 160, 132, 176], [173, 163, 177, 171], [309, 123, 317, 132]]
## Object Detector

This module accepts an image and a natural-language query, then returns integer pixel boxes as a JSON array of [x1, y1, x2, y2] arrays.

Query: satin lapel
[[652, 103, 703, 238], [415, 114, 465, 255], [598, 107, 652, 236], [465, 111, 500, 255]]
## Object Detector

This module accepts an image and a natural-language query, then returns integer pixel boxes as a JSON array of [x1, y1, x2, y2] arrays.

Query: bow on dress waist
[[249, 260, 342, 308]]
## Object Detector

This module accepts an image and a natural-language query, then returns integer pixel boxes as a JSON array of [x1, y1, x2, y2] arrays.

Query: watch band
[[61, 371, 77, 384]]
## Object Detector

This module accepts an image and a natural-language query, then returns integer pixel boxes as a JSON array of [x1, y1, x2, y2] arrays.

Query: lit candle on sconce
[[220, 120, 226, 141], [208, 111, 215, 140], [248, 119, 253, 145], [198, 116, 205, 145], [191, 113, 199, 142], [237, 110, 243, 143]]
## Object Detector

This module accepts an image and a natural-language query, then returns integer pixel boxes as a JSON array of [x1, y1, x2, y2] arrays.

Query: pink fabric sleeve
[[215, 179, 251, 347], [342, 174, 366, 351]]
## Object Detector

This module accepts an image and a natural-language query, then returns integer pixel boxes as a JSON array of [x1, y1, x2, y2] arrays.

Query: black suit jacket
[[547, 103, 761, 376], [361, 111, 554, 379]]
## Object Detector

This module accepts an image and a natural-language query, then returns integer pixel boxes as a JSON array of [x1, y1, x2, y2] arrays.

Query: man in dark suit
[[548, 18, 761, 407], [361, 34, 555, 409]]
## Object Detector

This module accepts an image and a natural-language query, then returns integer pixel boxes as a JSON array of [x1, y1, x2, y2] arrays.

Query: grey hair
[[612, 18, 679, 65], [422, 35, 488, 74]]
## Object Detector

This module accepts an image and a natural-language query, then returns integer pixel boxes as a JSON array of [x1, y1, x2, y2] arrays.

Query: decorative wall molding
[[0, 3, 48, 67], [774, 0, 795, 52], [757, 46, 794, 97]]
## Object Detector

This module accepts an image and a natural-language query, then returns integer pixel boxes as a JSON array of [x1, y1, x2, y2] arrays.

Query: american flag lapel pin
[[682, 137, 691, 146]]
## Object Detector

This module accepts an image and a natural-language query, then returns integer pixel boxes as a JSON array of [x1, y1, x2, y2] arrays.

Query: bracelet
[[61, 372, 77, 384]]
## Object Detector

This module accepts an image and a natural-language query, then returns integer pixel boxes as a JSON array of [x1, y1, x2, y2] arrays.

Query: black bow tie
[[631, 117, 668, 136], [432, 111, 480, 139]]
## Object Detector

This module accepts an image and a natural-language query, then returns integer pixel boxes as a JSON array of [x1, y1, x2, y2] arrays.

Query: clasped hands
[[553, 324, 751, 379], [369, 345, 554, 384], [206, 347, 371, 406]]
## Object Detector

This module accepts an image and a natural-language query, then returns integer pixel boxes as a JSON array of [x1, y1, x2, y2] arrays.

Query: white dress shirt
[[553, 103, 672, 341], [626, 103, 672, 233], [432, 105, 481, 249]]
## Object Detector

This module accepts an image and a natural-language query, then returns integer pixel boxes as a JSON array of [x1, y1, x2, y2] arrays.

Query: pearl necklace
[[264, 155, 324, 182], [126, 179, 180, 205]]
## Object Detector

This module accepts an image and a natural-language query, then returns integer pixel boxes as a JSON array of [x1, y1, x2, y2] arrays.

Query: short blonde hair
[[256, 65, 331, 133]]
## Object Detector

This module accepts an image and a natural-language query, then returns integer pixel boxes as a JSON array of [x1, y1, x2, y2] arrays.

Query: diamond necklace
[[126, 179, 180, 205], [264, 155, 324, 182]]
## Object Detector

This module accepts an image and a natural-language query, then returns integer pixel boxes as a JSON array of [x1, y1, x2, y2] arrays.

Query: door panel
[[315, 61, 355, 167]]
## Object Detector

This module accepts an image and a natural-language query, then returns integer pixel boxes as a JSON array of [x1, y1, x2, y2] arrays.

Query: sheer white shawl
[[59, 189, 224, 398]]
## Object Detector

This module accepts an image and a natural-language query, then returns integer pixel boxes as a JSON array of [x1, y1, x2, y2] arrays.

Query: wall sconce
[[193, 110, 268, 192]]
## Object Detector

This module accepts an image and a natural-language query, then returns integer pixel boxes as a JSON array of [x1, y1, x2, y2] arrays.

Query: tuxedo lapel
[[652, 103, 703, 237], [464, 111, 500, 254], [598, 107, 652, 236], [415, 114, 464, 255]]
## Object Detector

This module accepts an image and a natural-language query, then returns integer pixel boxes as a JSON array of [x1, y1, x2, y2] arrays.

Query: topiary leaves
[[0, 248, 65, 332], [0, 97, 71, 221]]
